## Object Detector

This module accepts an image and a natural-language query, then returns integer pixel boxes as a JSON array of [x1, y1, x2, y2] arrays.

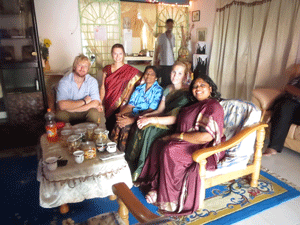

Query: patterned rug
[[1, 154, 300, 225], [174, 168, 300, 225]]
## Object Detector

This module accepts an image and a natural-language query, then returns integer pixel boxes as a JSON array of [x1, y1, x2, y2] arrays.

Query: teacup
[[44, 156, 58, 171], [73, 150, 84, 164], [106, 142, 117, 153]]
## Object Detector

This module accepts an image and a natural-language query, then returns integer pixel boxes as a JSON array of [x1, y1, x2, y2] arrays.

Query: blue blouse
[[128, 81, 163, 115]]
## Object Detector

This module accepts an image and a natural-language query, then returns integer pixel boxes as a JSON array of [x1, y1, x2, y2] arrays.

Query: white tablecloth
[[38, 134, 133, 208]]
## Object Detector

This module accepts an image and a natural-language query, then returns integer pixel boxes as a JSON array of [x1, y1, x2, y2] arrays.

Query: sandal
[[145, 190, 157, 204]]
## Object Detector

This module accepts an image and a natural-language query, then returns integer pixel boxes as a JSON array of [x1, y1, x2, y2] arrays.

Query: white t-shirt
[[158, 32, 175, 66]]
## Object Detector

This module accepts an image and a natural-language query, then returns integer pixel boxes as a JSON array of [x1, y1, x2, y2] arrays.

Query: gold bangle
[[179, 132, 184, 140]]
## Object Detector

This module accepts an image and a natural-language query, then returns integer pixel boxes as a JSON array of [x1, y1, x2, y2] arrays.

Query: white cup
[[73, 150, 84, 164], [107, 142, 117, 153], [44, 157, 58, 171]]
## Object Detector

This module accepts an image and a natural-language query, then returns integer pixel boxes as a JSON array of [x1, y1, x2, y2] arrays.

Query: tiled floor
[[234, 147, 300, 225]]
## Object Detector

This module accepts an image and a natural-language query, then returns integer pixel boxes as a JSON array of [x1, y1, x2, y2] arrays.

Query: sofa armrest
[[251, 88, 283, 111], [192, 123, 268, 163]]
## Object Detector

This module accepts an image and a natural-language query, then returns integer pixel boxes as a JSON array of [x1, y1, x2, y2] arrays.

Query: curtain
[[209, 0, 300, 100]]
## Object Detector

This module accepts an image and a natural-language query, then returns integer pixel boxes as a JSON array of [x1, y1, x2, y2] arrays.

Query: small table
[[37, 134, 133, 225]]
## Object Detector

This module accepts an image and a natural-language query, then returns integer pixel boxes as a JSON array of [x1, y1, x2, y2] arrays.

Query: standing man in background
[[56, 54, 106, 127], [154, 18, 175, 88]]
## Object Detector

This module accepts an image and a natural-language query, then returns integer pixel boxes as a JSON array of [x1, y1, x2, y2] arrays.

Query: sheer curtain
[[209, 0, 300, 100]]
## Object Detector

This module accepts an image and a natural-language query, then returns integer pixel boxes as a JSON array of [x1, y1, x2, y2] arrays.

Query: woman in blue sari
[[110, 66, 163, 152]]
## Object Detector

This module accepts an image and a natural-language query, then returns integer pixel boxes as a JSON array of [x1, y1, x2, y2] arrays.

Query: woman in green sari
[[126, 61, 191, 181]]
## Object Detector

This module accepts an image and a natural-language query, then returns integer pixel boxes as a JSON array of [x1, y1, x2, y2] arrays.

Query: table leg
[[60, 204, 69, 214], [117, 198, 129, 225]]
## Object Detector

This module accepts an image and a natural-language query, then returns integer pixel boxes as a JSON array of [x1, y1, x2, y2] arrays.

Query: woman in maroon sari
[[136, 75, 225, 216], [100, 44, 142, 131]]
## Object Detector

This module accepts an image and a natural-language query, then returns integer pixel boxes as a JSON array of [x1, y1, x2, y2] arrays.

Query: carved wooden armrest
[[112, 183, 162, 224], [192, 123, 268, 163]]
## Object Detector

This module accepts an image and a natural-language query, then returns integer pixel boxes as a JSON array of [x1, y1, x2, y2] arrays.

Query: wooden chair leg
[[109, 194, 129, 225], [198, 159, 207, 210], [117, 198, 129, 225], [251, 126, 266, 187]]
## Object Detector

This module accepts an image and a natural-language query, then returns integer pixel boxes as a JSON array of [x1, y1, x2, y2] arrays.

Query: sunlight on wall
[[142, 24, 147, 49]]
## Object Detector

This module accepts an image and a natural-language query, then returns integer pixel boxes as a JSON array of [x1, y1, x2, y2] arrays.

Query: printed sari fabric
[[137, 98, 225, 216], [103, 64, 141, 118], [125, 88, 191, 181]]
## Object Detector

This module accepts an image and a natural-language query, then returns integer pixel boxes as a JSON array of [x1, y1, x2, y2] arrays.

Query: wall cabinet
[[0, 0, 47, 148]]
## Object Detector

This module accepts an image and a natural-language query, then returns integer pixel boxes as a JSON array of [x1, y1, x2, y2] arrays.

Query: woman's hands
[[137, 116, 156, 129], [116, 114, 135, 128]]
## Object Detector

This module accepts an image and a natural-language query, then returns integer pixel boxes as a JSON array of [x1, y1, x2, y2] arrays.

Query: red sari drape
[[103, 64, 141, 118], [137, 98, 225, 216]]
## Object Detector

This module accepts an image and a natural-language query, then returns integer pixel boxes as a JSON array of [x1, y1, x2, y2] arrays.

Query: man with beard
[[56, 54, 105, 127]]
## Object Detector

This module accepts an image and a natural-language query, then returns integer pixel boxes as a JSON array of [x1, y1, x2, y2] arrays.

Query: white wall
[[189, 0, 216, 57], [34, 0, 82, 71], [34, 0, 217, 71], [33, 0, 299, 71]]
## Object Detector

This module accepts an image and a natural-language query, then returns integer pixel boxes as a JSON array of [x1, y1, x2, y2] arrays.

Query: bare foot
[[263, 148, 277, 156], [145, 190, 157, 204]]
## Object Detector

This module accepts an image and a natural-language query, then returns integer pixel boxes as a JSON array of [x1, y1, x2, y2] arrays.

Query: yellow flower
[[44, 39, 52, 48]]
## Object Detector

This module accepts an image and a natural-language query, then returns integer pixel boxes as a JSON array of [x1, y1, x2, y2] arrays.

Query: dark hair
[[166, 18, 174, 24], [189, 75, 221, 101], [111, 43, 125, 54], [143, 65, 158, 78]]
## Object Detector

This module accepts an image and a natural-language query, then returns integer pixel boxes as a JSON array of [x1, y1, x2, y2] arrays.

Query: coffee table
[[37, 133, 133, 225]]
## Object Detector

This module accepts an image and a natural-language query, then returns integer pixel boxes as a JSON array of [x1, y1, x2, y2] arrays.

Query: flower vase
[[44, 59, 51, 72]]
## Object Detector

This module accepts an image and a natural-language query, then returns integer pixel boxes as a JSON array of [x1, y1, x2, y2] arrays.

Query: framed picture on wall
[[197, 28, 207, 42], [192, 10, 200, 22]]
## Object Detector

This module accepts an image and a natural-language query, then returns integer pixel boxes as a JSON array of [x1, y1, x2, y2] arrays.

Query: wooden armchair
[[112, 182, 175, 225], [192, 99, 268, 209]]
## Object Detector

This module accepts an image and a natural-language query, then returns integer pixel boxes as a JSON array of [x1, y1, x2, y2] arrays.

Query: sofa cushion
[[217, 99, 261, 169]]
